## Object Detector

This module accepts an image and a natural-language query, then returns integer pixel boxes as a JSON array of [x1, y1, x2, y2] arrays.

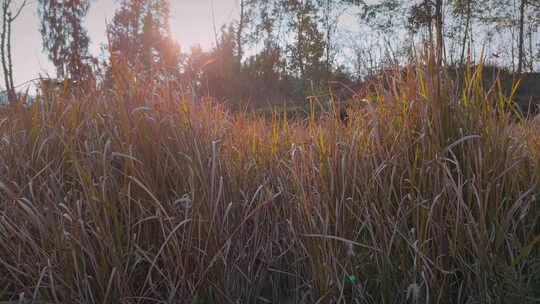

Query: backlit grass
[[0, 48, 538, 303]]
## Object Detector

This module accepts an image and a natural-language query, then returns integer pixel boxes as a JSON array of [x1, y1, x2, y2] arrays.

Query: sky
[[6, 0, 239, 92]]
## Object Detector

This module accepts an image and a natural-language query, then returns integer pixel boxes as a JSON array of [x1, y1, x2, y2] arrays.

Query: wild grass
[[0, 47, 538, 303]]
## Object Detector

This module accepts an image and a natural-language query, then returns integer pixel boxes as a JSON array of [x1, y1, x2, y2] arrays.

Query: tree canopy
[[38, 0, 93, 83], [25, 0, 539, 107]]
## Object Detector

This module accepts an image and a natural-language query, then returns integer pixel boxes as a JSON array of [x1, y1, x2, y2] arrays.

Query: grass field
[[0, 50, 538, 303]]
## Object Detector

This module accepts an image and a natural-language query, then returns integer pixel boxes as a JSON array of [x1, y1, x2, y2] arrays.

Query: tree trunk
[[511, 0, 517, 72], [435, 0, 444, 65], [1, 2, 11, 101], [1, 0, 28, 101], [425, 0, 433, 47], [297, 2, 305, 78], [517, 0, 525, 75], [325, 0, 331, 83], [460, 0, 471, 67], [527, 15, 532, 72], [7, 11, 15, 100], [236, 0, 245, 66]]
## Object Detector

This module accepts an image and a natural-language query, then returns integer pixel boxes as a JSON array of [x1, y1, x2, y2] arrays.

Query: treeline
[[1, 0, 539, 106]]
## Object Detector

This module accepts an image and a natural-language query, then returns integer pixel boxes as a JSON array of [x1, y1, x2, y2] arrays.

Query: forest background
[[0, 0, 538, 110]]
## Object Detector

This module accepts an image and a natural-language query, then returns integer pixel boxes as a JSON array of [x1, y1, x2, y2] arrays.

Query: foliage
[[38, 0, 93, 83], [106, 0, 180, 76]]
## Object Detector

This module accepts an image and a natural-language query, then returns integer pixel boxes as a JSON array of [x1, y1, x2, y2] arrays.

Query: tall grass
[[0, 47, 538, 303]]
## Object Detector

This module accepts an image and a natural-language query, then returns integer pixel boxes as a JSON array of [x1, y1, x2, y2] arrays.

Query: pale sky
[[7, 0, 238, 92]]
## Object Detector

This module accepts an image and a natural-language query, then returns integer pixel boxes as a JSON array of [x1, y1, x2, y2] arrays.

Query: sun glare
[[169, 0, 236, 50]]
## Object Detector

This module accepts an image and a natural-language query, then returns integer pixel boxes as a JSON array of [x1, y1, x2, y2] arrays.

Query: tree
[[477, 0, 539, 73], [405, 0, 444, 64], [517, 0, 526, 74], [345, 0, 406, 33], [1, 0, 27, 101], [38, 0, 93, 84], [246, 0, 284, 74], [342, 0, 415, 70], [234, 0, 253, 67], [283, 0, 326, 83], [205, 24, 239, 99], [107, 0, 145, 65], [511, 0, 539, 74], [315, 0, 345, 82], [107, 0, 180, 75], [451, 0, 477, 66]]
